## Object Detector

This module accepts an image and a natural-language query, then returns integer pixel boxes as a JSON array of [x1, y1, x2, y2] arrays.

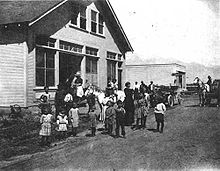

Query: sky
[[110, 0, 219, 66]]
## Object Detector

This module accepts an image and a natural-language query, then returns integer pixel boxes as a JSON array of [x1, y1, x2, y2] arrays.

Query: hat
[[75, 71, 81, 76]]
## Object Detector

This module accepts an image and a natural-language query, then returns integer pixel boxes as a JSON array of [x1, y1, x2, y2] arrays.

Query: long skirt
[[124, 99, 134, 125], [39, 123, 51, 136]]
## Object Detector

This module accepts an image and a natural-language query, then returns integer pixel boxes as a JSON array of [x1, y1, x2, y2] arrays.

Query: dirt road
[[1, 96, 220, 170]]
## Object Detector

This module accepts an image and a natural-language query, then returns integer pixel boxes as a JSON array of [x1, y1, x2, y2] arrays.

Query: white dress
[[39, 114, 53, 136], [57, 114, 68, 131], [69, 108, 79, 127]]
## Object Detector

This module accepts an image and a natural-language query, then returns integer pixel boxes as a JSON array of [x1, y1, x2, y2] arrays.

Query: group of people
[[38, 76, 166, 146], [38, 72, 89, 146], [38, 85, 82, 147], [123, 81, 165, 133]]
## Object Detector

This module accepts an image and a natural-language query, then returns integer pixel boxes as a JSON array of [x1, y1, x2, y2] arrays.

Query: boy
[[115, 100, 126, 138], [105, 100, 116, 136], [89, 106, 98, 136], [134, 93, 149, 130], [154, 98, 166, 133]]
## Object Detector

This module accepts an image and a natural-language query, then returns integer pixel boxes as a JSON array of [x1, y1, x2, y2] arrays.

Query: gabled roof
[[0, 0, 133, 52], [0, 1, 63, 25], [104, 0, 133, 52]]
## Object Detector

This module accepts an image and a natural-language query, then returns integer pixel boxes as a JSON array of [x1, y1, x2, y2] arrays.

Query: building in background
[[126, 63, 186, 88], [0, 0, 133, 106]]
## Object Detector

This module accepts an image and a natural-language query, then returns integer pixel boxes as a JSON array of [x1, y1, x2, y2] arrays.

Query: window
[[107, 60, 116, 81], [107, 52, 116, 60], [98, 14, 104, 34], [91, 10, 104, 34], [86, 57, 98, 74], [118, 54, 122, 61], [36, 36, 56, 48], [79, 6, 87, 29], [86, 47, 98, 56], [91, 10, 97, 33], [59, 41, 83, 53], [36, 48, 55, 86], [71, 4, 87, 30]]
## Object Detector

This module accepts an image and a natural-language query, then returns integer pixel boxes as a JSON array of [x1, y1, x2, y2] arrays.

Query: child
[[57, 109, 68, 139], [134, 93, 149, 130], [68, 102, 79, 136], [105, 100, 116, 136], [87, 91, 96, 114], [115, 100, 126, 138], [38, 95, 51, 114], [39, 107, 53, 147], [64, 88, 73, 112], [40, 86, 50, 103], [154, 98, 166, 133], [89, 106, 98, 136], [139, 93, 149, 129]]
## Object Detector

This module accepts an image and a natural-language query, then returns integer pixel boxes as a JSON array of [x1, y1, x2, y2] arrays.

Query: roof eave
[[28, 0, 68, 26], [105, 0, 133, 52]]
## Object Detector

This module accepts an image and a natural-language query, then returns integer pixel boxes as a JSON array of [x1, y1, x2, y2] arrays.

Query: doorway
[[118, 69, 122, 90], [59, 53, 83, 84]]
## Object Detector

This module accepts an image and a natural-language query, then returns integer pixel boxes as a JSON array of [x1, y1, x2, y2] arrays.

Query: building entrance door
[[59, 53, 83, 85]]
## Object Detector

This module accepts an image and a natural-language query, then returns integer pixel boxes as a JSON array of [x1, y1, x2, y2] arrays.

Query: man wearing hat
[[71, 71, 84, 98], [206, 75, 212, 92]]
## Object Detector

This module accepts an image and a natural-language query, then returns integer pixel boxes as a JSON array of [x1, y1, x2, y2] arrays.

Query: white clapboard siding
[[0, 43, 25, 106], [26, 49, 35, 105]]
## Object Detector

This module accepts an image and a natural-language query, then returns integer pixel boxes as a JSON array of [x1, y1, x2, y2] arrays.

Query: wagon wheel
[[167, 95, 174, 107]]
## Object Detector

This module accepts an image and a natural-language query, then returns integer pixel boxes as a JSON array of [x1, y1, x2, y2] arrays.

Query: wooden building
[[0, 0, 133, 106], [126, 63, 186, 88]]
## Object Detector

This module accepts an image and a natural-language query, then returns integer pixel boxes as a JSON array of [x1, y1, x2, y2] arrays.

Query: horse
[[194, 77, 210, 106]]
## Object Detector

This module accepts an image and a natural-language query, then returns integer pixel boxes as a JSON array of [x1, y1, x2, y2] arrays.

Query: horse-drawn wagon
[[204, 79, 220, 106], [151, 85, 182, 107]]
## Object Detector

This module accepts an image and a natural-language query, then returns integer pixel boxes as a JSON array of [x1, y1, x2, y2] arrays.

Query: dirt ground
[[0, 96, 220, 170]]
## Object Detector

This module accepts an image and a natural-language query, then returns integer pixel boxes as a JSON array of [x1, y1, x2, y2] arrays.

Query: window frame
[[85, 47, 99, 57], [71, 4, 87, 30], [59, 40, 83, 54], [107, 51, 117, 60], [90, 9, 104, 35], [86, 57, 98, 74], [91, 10, 97, 33], [107, 60, 116, 81], [98, 13, 104, 34], [35, 48, 56, 87]]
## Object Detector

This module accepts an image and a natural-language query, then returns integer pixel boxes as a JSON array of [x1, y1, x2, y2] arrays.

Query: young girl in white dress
[[56, 109, 68, 140]]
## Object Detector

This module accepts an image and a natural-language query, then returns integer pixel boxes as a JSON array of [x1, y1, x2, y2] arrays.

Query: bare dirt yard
[[0, 96, 220, 170]]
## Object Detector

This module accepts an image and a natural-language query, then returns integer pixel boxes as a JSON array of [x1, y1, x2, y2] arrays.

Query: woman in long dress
[[124, 82, 135, 126]]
